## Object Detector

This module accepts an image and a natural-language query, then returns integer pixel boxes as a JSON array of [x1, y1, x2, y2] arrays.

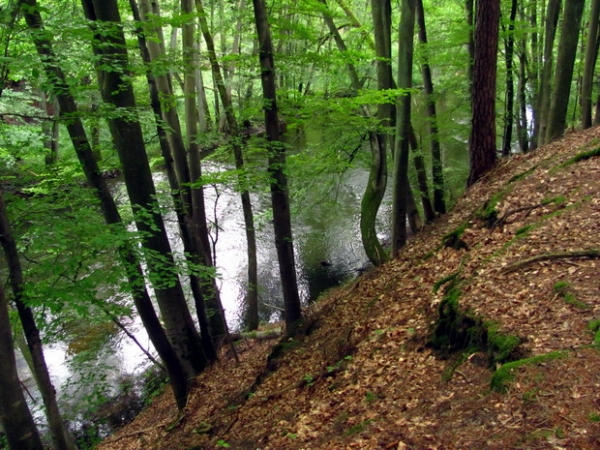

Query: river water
[[17, 132, 390, 438]]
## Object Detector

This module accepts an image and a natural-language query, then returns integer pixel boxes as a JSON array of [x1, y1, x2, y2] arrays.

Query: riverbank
[[98, 126, 600, 449]]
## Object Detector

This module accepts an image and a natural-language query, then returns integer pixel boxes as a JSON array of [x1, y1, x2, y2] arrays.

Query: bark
[[195, 0, 259, 331], [408, 126, 435, 223], [467, 0, 500, 186], [391, 0, 416, 256], [82, 0, 207, 376], [0, 281, 44, 450], [23, 0, 190, 409], [416, 0, 445, 214], [0, 189, 76, 450], [546, 0, 585, 142], [252, 0, 302, 332], [527, 0, 539, 151], [502, 0, 518, 156], [130, 0, 218, 361], [581, 0, 600, 128], [536, 0, 562, 146], [181, 0, 227, 346]]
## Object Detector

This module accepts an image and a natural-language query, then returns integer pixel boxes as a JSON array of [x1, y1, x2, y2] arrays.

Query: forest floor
[[97, 126, 600, 450]]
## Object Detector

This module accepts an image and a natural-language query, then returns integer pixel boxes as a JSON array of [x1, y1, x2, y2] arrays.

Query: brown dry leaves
[[98, 127, 600, 450]]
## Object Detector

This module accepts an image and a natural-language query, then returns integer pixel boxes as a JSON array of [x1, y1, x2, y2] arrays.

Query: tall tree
[[581, 0, 600, 128], [0, 276, 44, 450], [0, 189, 76, 450], [195, 0, 260, 330], [22, 0, 190, 409], [535, 0, 562, 147], [416, 0, 445, 215], [502, 0, 518, 156], [360, 0, 392, 266], [546, 0, 585, 142], [391, 0, 416, 255], [81, 0, 208, 376], [252, 0, 302, 332], [467, 0, 500, 186]]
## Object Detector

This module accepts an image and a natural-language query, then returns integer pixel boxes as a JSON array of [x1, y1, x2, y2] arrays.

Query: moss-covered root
[[491, 351, 568, 392]]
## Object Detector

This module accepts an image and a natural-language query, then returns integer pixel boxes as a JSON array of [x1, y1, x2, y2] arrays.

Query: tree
[[546, 0, 585, 143], [0, 276, 44, 450], [391, 0, 416, 255], [22, 0, 190, 409], [415, 0, 445, 215], [581, 0, 600, 128], [467, 0, 500, 186], [195, 0, 260, 330], [0, 188, 76, 450], [80, 0, 208, 376], [535, 0, 562, 147], [501, 0, 518, 156], [252, 0, 302, 332]]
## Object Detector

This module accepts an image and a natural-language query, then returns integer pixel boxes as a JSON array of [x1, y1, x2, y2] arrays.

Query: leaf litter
[[98, 127, 600, 449]]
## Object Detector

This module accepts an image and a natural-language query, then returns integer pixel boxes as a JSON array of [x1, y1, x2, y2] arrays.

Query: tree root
[[501, 249, 599, 274]]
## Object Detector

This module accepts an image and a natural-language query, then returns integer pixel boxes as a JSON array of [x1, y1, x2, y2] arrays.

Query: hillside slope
[[99, 127, 600, 450]]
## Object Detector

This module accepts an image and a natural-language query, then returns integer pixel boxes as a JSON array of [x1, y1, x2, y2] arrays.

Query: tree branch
[[501, 249, 599, 273]]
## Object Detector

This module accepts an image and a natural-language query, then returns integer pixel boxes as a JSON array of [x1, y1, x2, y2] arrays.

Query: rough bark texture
[[83, 0, 207, 377], [391, 0, 416, 256], [467, 0, 500, 186], [0, 281, 44, 450], [252, 0, 302, 332], [24, 0, 189, 409], [546, 0, 585, 143]]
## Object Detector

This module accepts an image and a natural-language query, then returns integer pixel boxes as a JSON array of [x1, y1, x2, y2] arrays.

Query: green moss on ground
[[491, 351, 568, 392]]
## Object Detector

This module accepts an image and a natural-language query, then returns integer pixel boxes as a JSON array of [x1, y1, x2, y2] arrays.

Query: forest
[[0, 0, 598, 448]]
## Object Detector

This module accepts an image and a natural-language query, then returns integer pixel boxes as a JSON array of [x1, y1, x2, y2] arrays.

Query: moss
[[554, 280, 588, 310], [433, 272, 460, 294], [429, 288, 520, 366], [515, 225, 533, 237], [588, 320, 600, 346], [509, 166, 536, 183], [560, 146, 600, 167], [477, 190, 511, 228], [491, 351, 568, 392], [440, 223, 470, 251]]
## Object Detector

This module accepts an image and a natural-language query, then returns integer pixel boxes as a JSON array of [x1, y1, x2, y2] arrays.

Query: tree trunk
[[581, 0, 600, 128], [196, 0, 260, 331], [252, 0, 302, 332], [23, 0, 190, 409], [359, 0, 392, 266], [0, 283, 44, 450], [546, 0, 585, 142], [391, 0, 416, 256], [0, 190, 76, 450], [502, 0, 518, 156], [465, 0, 475, 98], [527, 0, 539, 151], [408, 125, 435, 222], [82, 0, 207, 377], [181, 0, 228, 346], [416, 0, 445, 215], [467, 0, 500, 186], [130, 0, 218, 361], [536, 0, 562, 146]]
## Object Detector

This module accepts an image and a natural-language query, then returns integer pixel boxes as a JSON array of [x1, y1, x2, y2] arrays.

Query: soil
[[97, 126, 600, 449]]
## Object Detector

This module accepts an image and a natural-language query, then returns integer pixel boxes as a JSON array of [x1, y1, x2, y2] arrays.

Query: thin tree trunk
[[0, 279, 44, 450], [131, 0, 218, 362], [0, 189, 74, 450], [408, 125, 435, 222], [502, 0, 518, 156], [465, 0, 475, 98], [196, 0, 259, 331], [546, 0, 585, 142], [82, 0, 208, 377], [23, 0, 190, 409], [528, 0, 540, 150], [391, 0, 416, 256], [416, 0, 445, 215], [581, 0, 600, 128], [536, 0, 562, 146], [252, 0, 302, 332]]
